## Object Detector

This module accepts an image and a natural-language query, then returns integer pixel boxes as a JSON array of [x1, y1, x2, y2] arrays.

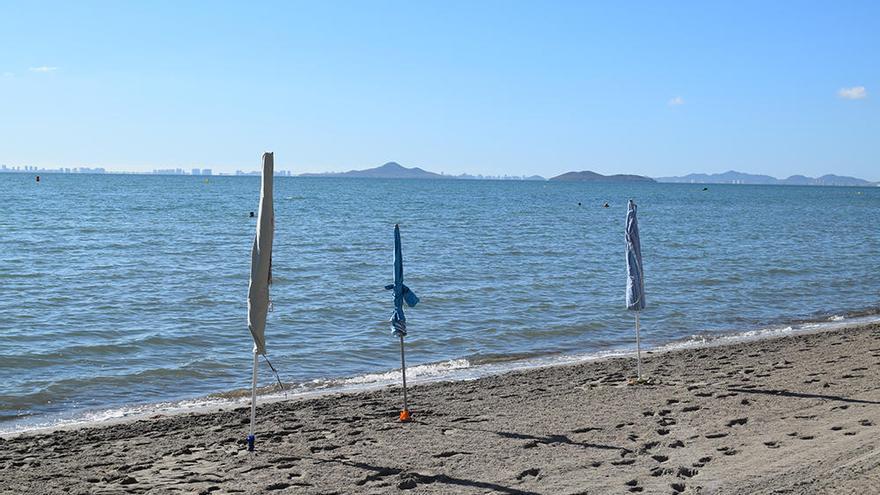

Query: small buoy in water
[[702, 187, 708, 191], [35, 176, 40, 183], [249, 211, 255, 218], [603, 202, 609, 208], [577, 202, 582, 206]]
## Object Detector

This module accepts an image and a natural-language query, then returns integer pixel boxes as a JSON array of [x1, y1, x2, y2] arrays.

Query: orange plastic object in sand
[[399, 409, 412, 422]]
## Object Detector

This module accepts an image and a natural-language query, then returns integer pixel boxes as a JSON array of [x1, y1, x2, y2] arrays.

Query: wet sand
[[2, 324, 879, 494]]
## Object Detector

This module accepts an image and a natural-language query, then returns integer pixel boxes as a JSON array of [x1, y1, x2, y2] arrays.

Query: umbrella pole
[[247, 349, 258, 452], [399, 334, 411, 421], [635, 312, 642, 381]]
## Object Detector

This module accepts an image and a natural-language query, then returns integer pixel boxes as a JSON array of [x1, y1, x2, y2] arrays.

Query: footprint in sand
[[717, 446, 738, 456], [860, 420, 874, 427], [433, 451, 471, 458], [764, 441, 779, 449], [516, 468, 540, 480], [671, 482, 686, 493], [625, 479, 643, 492], [265, 482, 292, 490], [726, 418, 748, 427], [650, 467, 673, 477], [677, 467, 698, 478], [641, 441, 659, 452]]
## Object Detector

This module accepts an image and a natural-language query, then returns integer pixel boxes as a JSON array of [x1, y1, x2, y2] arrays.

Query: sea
[[1, 173, 878, 434]]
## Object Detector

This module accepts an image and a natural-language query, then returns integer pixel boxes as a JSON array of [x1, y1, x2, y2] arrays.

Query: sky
[[1, 1, 878, 179]]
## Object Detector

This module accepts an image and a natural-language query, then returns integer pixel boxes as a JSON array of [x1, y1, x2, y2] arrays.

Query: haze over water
[[1, 173, 878, 432]]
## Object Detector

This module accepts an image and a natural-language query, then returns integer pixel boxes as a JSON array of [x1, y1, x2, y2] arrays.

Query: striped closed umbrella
[[625, 199, 646, 381]]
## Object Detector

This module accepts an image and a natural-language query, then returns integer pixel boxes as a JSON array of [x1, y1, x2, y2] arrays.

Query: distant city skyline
[[1, 1, 877, 180]]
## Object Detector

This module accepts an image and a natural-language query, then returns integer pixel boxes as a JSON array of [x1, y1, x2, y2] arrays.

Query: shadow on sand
[[728, 388, 880, 405]]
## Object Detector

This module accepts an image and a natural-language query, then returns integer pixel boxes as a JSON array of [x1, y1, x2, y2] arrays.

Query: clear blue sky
[[1, 1, 877, 179]]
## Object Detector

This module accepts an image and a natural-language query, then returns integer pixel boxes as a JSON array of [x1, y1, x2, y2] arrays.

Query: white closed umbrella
[[247, 152, 274, 451]]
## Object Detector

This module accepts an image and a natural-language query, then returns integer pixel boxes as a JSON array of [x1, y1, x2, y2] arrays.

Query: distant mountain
[[550, 170, 656, 182], [802, 174, 877, 186], [299, 162, 444, 179], [657, 170, 876, 187], [300, 162, 547, 180]]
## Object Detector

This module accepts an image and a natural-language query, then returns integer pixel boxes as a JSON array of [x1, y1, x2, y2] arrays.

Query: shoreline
[[2, 322, 879, 493], [4, 313, 880, 438]]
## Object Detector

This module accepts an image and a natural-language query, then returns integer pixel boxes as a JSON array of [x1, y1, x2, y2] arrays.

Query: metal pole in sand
[[635, 312, 642, 381], [399, 334, 410, 421], [248, 348, 258, 452]]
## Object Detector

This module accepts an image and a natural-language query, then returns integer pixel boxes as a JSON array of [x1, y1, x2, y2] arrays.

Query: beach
[[2, 323, 878, 494]]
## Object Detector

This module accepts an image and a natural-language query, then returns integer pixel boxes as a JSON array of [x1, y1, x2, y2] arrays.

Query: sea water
[[0, 174, 878, 432]]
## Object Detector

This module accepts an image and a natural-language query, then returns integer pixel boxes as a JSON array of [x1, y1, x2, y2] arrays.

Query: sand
[[2, 324, 879, 494]]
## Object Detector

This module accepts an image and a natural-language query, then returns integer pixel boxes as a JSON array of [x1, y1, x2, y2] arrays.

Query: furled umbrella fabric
[[245, 152, 274, 452], [626, 200, 645, 311], [385, 224, 419, 336], [248, 153, 274, 355], [625, 199, 646, 381], [384, 224, 419, 421]]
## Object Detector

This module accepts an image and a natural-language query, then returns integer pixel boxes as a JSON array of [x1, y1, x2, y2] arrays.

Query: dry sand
[[2, 324, 879, 494]]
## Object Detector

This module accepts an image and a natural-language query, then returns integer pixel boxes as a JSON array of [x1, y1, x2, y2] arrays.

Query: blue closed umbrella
[[625, 199, 646, 380], [384, 224, 419, 420]]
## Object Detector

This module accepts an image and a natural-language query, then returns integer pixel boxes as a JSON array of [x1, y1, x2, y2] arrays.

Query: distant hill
[[550, 170, 656, 182], [657, 170, 876, 187], [299, 162, 444, 179], [299, 162, 547, 180]]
